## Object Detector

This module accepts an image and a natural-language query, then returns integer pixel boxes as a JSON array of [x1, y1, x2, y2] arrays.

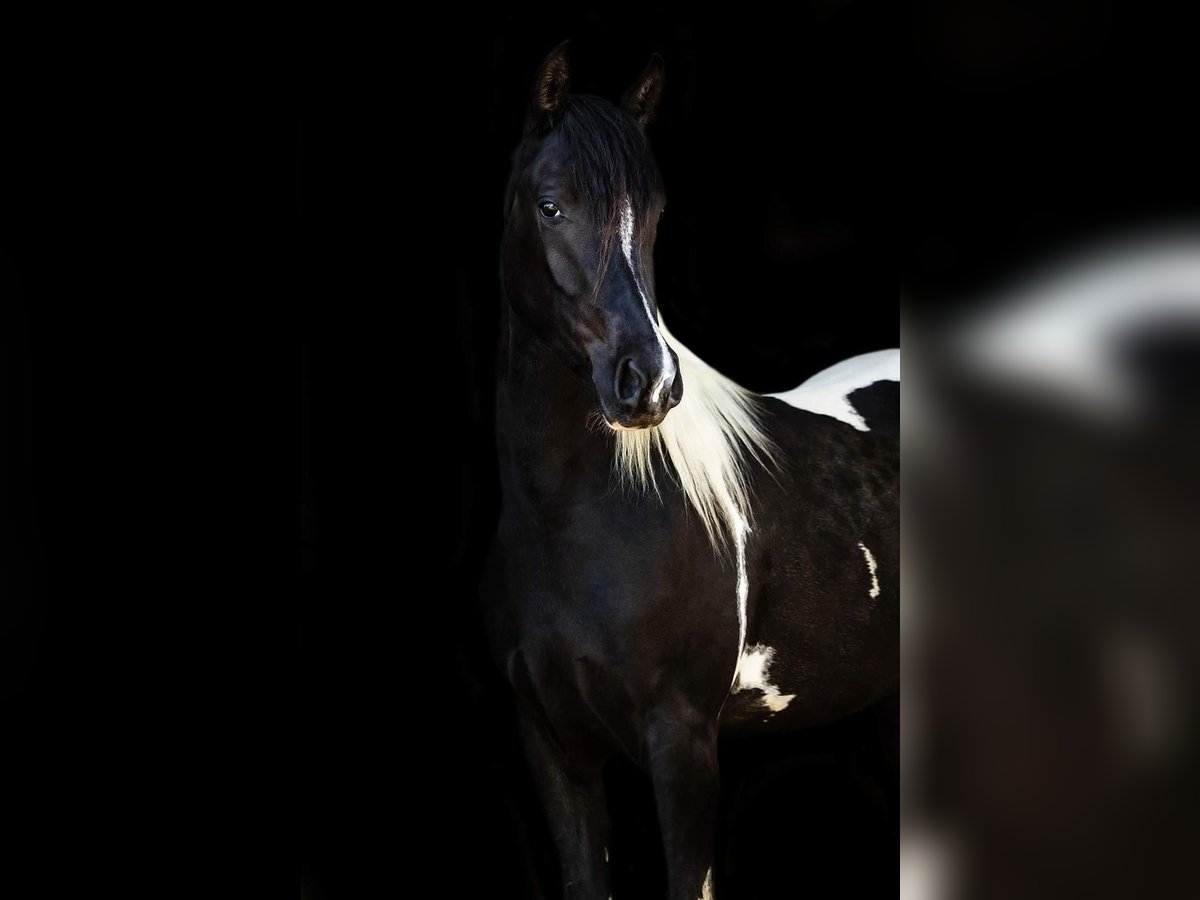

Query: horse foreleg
[[519, 714, 611, 900], [647, 717, 720, 900]]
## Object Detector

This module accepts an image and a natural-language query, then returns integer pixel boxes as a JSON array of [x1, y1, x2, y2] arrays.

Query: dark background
[[3, 3, 1196, 897]]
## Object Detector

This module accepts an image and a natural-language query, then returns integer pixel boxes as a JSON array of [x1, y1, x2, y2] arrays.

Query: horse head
[[501, 42, 682, 430]]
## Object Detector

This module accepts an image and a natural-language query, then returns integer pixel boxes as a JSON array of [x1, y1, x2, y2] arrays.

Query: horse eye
[[538, 200, 562, 219]]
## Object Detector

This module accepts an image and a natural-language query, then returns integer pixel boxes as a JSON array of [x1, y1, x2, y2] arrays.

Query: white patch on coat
[[770, 348, 900, 431], [700, 867, 714, 900], [858, 541, 881, 599], [729, 507, 749, 678], [619, 199, 675, 404], [733, 644, 796, 713]]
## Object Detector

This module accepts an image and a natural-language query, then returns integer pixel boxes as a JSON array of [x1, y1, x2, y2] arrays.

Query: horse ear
[[622, 53, 665, 125], [527, 40, 571, 132]]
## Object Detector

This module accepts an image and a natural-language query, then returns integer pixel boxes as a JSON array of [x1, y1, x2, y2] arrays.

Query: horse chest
[[493, 518, 743, 732]]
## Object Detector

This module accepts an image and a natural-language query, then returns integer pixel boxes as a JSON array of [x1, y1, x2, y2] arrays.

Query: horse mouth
[[605, 414, 665, 432], [597, 394, 675, 431]]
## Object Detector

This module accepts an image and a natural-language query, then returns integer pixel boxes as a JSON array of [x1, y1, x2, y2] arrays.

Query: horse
[[483, 42, 899, 900]]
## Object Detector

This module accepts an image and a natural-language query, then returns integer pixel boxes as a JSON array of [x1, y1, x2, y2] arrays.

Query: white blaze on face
[[733, 644, 796, 713], [699, 866, 714, 900], [619, 198, 675, 404], [858, 541, 881, 599]]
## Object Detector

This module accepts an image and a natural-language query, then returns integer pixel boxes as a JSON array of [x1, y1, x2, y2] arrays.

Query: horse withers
[[483, 42, 899, 900]]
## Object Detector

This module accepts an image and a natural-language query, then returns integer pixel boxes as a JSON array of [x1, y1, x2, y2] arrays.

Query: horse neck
[[495, 303, 614, 501]]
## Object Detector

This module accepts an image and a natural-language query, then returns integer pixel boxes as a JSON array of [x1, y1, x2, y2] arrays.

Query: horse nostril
[[665, 372, 682, 410], [615, 357, 647, 407]]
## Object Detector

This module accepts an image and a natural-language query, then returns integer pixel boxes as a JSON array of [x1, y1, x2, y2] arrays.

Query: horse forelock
[[555, 96, 658, 292]]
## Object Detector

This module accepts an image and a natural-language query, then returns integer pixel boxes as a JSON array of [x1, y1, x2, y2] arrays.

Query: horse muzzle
[[604, 349, 683, 430]]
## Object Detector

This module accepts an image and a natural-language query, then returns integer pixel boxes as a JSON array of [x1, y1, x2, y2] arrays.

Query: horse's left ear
[[622, 53, 665, 125]]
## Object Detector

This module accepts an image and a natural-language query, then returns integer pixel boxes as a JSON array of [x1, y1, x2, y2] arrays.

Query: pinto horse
[[484, 43, 898, 899]]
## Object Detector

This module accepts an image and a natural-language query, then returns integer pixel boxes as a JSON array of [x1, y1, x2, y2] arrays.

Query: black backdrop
[[4, 3, 1196, 898]]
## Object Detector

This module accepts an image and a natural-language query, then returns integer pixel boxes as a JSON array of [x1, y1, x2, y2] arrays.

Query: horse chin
[[597, 394, 671, 432], [605, 412, 667, 432]]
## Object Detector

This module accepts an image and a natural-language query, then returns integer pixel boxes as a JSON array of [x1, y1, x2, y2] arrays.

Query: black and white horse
[[484, 43, 899, 900]]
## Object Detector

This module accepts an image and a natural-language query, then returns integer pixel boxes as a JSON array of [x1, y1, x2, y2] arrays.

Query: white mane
[[612, 320, 776, 551]]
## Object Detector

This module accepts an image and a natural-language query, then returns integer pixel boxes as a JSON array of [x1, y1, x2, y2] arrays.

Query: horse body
[[488, 335, 898, 737], [717, 391, 899, 736], [484, 43, 897, 900]]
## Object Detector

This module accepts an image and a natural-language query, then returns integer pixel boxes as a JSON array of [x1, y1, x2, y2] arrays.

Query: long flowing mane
[[612, 320, 776, 551]]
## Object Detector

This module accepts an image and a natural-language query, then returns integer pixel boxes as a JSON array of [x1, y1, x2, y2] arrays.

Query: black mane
[[557, 95, 657, 234]]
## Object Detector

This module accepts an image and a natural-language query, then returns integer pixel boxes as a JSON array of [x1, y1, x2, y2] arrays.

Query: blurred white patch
[[950, 233, 1200, 419], [901, 827, 959, 900], [1104, 625, 1181, 764]]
